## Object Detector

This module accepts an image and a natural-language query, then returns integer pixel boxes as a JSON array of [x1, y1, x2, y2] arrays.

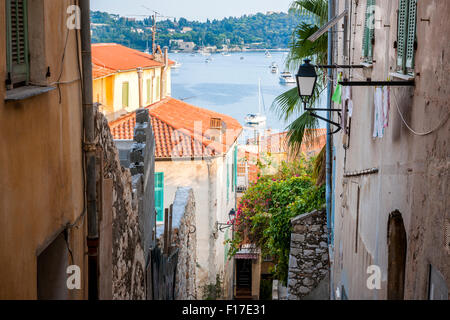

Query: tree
[[271, 0, 328, 156]]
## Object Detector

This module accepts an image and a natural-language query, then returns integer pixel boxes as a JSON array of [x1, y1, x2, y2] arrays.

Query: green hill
[[90, 11, 312, 51]]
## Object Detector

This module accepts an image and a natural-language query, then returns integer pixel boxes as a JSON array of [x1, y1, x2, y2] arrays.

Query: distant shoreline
[[169, 48, 290, 54]]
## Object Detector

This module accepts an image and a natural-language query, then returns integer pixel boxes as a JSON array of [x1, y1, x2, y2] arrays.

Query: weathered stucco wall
[[287, 209, 329, 300], [331, 0, 449, 299], [155, 144, 237, 298], [0, 0, 86, 299]]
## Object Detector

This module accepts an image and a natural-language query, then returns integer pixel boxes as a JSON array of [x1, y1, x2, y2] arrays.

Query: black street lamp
[[296, 59, 318, 103], [295, 59, 342, 133], [216, 208, 237, 232]]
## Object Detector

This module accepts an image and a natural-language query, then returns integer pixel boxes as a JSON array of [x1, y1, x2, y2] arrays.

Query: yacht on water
[[279, 71, 296, 84], [205, 57, 213, 63], [270, 62, 278, 73], [265, 50, 272, 58]]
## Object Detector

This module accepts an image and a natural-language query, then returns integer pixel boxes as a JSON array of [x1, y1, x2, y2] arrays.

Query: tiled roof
[[92, 43, 174, 79], [109, 98, 243, 159], [92, 64, 116, 79]]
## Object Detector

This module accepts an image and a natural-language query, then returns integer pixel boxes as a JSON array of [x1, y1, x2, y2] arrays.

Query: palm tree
[[272, 0, 328, 157]]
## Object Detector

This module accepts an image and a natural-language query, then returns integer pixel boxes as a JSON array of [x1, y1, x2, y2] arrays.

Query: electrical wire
[[392, 89, 449, 136]]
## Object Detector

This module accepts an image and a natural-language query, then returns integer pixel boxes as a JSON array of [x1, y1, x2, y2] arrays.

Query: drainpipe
[[326, 0, 334, 300], [80, 0, 98, 300], [137, 67, 143, 108]]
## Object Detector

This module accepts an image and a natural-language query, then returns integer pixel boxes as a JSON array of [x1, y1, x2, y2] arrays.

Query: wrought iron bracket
[[315, 65, 365, 69], [303, 102, 342, 134], [339, 80, 415, 86]]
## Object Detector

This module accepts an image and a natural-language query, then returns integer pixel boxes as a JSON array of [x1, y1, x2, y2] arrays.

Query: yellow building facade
[[92, 44, 172, 121]]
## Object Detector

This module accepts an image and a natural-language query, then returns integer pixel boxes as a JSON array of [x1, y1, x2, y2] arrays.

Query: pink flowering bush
[[226, 157, 325, 284]]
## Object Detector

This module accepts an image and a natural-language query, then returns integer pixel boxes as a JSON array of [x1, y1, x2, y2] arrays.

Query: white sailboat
[[265, 50, 272, 58], [245, 79, 267, 129], [144, 40, 150, 54]]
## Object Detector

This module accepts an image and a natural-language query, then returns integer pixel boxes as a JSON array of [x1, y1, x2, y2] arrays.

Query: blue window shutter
[[155, 172, 164, 222]]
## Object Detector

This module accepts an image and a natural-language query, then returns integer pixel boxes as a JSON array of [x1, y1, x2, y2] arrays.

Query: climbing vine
[[226, 157, 325, 284]]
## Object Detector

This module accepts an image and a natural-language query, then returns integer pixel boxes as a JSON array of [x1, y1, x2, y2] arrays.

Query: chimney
[[164, 46, 169, 67], [137, 67, 143, 108], [209, 117, 223, 144]]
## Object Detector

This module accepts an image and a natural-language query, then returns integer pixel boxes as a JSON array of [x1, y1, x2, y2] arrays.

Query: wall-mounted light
[[295, 59, 342, 132], [216, 208, 236, 232]]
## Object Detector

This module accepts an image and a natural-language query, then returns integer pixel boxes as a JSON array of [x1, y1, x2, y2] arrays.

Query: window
[[397, 0, 417, 75], [362, 0, 375, 62], [146, 78, 152, 103], [122, 81, 129, 107], [6, 0, 29, 89], [154, 172, 164, 223]]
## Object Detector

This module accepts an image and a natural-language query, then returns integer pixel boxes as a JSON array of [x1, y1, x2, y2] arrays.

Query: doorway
[[387, 210, 407, 300], [235, 259, 252, 299]]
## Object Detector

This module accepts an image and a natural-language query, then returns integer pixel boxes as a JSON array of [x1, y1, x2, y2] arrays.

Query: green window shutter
[[146, 79, 151, 103], [6, 0, 29, 87], [362, 0, 375, 60], [397, 0, 408, 71], [227, 160, 230, 202], [233, 146, 237, 191], [122, 82, 129, 107], [155, 172, 164, 222], [405, 0, 417, 70]]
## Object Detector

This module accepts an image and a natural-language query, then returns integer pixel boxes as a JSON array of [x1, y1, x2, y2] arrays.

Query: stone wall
[[95, 109, 146, 300], [171, 187, 198, 300], [129, 109, 156, 263], [287, 209, 329, 300]]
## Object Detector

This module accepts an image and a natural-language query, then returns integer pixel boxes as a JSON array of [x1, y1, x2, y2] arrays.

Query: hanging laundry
[[382, 86, 390, 128], [373, 87, 384, 138], [332, 73, 343, 104], [342, 86, 353, 117]]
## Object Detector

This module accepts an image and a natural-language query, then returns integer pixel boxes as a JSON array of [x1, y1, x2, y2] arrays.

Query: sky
[[91, 0, 294, 22]]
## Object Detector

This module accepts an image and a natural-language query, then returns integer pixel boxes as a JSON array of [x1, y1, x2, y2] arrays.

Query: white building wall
[[154, 142, 237, 298]]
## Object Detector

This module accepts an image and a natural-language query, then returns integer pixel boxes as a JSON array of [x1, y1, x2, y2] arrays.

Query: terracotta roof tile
[[109, 98, 243, 159], [92, 43, 174, 79]]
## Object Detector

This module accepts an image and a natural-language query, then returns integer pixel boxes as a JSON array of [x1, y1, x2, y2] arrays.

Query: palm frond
[[285, 112, 320, 157], [289, 0, 328, 26]]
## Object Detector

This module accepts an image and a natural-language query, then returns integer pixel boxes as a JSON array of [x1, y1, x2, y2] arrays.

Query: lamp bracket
[[339, 80, 415, 86], [315, 65, 365, 69]]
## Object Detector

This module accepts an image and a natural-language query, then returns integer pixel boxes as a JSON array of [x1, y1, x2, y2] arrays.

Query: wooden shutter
[[405, 0, 417, 69], [6, 0, 29, 87], [155, 172, 164, 223], [397, 0, 408, 71], [122, 82, 129, 107]]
